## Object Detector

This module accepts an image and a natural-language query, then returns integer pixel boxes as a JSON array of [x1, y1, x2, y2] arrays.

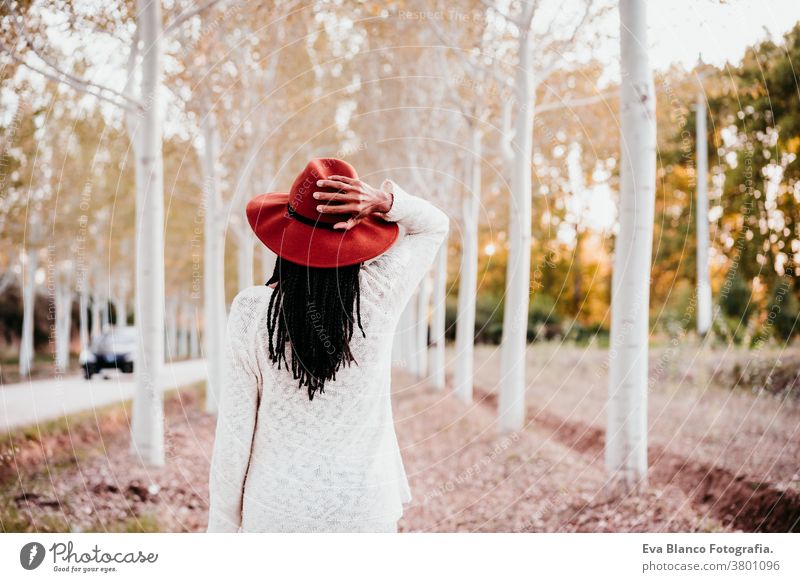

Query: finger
[[317, 202, 361, 214], [333, 216, 364, 230], [313, 190, 360, 202], [316, 179, 358, 191], [327, 174, 360, 185]]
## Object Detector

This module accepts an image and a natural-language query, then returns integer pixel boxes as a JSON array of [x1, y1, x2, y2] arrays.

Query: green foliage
[[474, 294, 504, 344], [529, 292, 559, 326], [562, 319, 610, 346], [444, 296, 458, 341], [528, 292, 565, 342], [718, 268, 753, 320], [0, 497, 71, 533], [713, 315, 750, 346], [765, 280, 800, 341]]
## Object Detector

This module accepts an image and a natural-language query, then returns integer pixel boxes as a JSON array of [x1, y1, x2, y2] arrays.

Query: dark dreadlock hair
[[265, 255, 366, 400]]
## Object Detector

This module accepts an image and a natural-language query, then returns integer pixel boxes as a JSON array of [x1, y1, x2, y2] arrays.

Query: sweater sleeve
[[361, 179, 449, 314], [206, 291, 261, 533]]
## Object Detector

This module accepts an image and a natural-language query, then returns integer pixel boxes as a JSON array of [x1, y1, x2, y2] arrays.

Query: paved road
[[0, 359, 208, 432]]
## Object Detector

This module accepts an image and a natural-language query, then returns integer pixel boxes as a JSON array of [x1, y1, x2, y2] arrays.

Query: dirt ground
[[1, 343, 798, 533]]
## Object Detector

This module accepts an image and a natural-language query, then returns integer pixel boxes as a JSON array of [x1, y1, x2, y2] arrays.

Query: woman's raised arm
[[315, 175, 449, 316], [365, 179, 449, 312]]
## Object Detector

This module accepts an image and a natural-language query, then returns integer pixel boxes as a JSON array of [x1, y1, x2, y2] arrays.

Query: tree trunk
[[261, 245, 277, 283], [391, 309, 402, 368], [113, 297, 127, 327], [574, 230, 584, 318], [604, 0, 657, 495], [189, 305, 200, 360], [695, 89, 712, 336], [165, 296, 178, 360], [54, 268, 72, 372], [91, 294, 102, 341], [79, 284, 90, 354], [415, 269, 432, 380], [201, 110, 228, 414], [499, 30, 535, 433], [178, 300, 190, 358], [129, 0, 166, 467], [398, 298, 417, 375], [430, 241, 448, 390], [100, 295, 110, 330], [454, 127, 482, 403], [19, 247, 38, 377], [237, 233, 255, 290]]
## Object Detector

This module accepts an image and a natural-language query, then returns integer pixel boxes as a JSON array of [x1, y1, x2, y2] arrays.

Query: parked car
[[79, 326, 138, 379]]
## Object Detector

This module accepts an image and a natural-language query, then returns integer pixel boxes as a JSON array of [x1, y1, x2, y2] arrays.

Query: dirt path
[[1, 346, 797, 532], [394, 370, 724, 532], [462, 344, 800, 532]]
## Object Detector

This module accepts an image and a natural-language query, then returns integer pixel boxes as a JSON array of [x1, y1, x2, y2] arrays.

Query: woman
[[206, 158, 449, 533]]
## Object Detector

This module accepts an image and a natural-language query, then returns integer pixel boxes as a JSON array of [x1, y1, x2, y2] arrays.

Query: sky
[[647, 0, 800, 70], [6, 0, 800, 133]]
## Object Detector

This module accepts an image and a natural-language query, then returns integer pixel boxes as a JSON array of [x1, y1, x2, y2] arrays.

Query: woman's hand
[[314, 175, 393, 231]]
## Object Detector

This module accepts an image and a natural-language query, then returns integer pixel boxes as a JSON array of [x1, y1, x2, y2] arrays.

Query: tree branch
[[124, 24, 141, 146], [164, 0, 226, 36], [432, 50, 474, 120], [536, 90, 615, 114], [429, 13, 512, 93], [0, 39, 140, 113], [8, 3, 142, 111], [520, 0, 539, 31], [477, 0, 523, 29]]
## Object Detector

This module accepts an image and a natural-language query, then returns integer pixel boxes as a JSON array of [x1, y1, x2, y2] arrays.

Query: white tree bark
[[178, 301, 191, 359], [695, 89, 712, 336], [499, 29, 535, 433], [90, 293, 102, 341], [201, 109, 228, 414], [113, 298, 127, 327], [261, 245, 277, 283], [604, 0, 656, 495], [398, 298, 417, 375], [54, 264, 73, 372], [100, 294, 110, 331], [189, 305, 200, 359], [113, 266, 130, 326], [78, 282, 90, 354], [400, 300, 412, 375], [429, 241, 448, 390], [19, 247, 39, 377], [165, 296, 178, 360], [236, 234, 255, 290], [129, 0, 166, 467], [391, 309, 403, 368], [454, 126, 482, 403], [230, 144, 270, 291], [415, 269, 432, 380]]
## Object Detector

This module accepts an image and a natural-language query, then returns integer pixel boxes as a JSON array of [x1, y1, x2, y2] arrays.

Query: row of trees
[[2, 0, 798, 494]]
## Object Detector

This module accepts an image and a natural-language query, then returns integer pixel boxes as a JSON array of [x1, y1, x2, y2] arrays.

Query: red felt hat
[[246, 158, 400, 268]]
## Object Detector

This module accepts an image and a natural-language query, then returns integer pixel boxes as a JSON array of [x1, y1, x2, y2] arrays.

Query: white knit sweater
[[206, 179, 449, 533]]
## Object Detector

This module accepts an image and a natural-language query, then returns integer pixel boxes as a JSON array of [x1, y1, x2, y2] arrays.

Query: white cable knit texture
[[206, 179, 449, 533]]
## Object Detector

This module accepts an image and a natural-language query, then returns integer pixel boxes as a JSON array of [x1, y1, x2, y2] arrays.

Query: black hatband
[[286, 203, 339, 230]]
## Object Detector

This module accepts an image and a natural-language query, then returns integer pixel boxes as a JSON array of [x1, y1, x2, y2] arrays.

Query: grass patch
[[84, 512, 162, 533], [0, 494, 72, 533]]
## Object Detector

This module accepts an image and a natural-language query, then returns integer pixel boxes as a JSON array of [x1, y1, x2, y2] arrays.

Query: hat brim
[[246, 192, 400, 268]]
